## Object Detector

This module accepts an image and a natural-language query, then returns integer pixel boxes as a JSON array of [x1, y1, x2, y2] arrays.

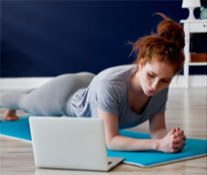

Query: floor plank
[[0, 87, 206, 175]]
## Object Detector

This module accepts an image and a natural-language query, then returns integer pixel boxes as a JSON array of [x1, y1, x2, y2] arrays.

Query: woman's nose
[[151, 79, 159, 91]]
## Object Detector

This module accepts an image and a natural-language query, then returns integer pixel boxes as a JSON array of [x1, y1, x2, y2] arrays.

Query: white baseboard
[[170, 75, 207, 88], [0, 77, 53, 90], [0, 75, 206, 90]]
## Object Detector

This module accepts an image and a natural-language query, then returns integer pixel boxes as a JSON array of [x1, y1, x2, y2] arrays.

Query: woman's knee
[[0, 90, 25, 110]]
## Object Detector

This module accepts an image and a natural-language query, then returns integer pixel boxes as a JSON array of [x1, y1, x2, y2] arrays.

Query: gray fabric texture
[[0, 73, 95, 116], [0, 65, 168, 129], [68, 64, 168, 129]]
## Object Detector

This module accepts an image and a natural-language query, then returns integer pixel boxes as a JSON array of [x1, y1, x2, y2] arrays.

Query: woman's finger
[[172, 137, 186, 147], [172, 143, 184, 150], [172, 135, 183, 144], [171, 148, 181, 153], [170, 128, 176, 135]]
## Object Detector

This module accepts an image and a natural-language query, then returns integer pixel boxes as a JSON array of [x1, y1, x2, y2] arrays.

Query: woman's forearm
[[108, 129, 186, 153], [108, 135, 160, 151], [150, 128, 168, 139]]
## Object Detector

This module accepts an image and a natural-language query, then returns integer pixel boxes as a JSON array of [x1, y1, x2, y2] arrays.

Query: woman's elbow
[[105, 137, 120, 151], [106, 142, 117, 150], [106, 139, 114, 150]]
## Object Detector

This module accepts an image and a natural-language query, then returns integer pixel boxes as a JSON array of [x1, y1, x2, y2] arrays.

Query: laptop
[[29, 117, 124, 171]]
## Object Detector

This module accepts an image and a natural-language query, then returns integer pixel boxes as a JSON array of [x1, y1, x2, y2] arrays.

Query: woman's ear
[[138, 58, 145, 70]]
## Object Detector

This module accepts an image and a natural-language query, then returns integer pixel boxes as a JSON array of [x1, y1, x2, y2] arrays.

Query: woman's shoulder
[[88, 64, 136, 96], [94, 64, 136, 82]]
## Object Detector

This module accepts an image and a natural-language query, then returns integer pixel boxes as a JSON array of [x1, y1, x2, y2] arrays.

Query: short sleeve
[[95, 80, 121, 115]]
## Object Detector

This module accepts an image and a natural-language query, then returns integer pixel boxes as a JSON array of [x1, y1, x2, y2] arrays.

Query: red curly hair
[[131, 13, 185, 74]]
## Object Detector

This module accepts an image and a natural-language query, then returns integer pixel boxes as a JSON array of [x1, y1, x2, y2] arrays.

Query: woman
[[0, 13, 186, 153]]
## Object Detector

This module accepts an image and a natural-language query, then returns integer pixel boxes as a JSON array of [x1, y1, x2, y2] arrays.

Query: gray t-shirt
[[69, 64, 168, 129]]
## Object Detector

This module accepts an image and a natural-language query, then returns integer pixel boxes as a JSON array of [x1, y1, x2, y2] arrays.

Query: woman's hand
[[158, 128, 186, 153]]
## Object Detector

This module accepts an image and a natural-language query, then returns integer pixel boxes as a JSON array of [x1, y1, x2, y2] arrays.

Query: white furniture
[[180, 19, 207, 89], [182, 0, 201, 20]]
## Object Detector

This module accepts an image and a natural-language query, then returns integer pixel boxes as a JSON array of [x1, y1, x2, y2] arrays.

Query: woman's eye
[[148, 73, 155, 78], [161, 79, 170, 83]]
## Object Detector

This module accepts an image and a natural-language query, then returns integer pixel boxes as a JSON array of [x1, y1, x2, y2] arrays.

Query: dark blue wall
[[0, 0, 206, 77]]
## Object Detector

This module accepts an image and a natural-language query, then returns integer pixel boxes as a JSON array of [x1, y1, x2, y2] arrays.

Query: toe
[[5, 115, 19, 121]]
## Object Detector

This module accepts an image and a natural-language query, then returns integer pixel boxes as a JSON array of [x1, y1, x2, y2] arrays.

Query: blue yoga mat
[[0, 116, 206, 167]]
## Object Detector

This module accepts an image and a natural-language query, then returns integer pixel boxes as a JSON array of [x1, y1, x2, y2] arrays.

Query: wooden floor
[[0, 88, 206, 175]]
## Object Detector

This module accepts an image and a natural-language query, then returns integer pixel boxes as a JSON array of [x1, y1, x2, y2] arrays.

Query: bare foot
[[4, 109, 19, 121]]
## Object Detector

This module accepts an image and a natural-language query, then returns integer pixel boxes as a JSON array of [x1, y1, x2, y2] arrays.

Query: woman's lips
[[147, 89, 156, 95]]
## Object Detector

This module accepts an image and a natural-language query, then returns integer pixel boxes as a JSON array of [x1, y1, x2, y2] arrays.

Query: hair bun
[[156, 13, 185, 50]]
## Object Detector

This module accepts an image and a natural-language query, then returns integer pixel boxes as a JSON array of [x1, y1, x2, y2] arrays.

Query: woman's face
[[137, 56, 175, 96]]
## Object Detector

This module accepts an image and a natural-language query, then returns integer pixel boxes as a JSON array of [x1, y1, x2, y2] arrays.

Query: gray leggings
[[0, 72, 95, 116]]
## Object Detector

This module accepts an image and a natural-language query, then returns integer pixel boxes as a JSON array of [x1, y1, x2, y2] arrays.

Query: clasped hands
[[158, 127, 186, 153]]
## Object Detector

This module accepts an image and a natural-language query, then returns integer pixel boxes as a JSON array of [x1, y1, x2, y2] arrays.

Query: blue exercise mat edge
[[0, 116, 206, 167]]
